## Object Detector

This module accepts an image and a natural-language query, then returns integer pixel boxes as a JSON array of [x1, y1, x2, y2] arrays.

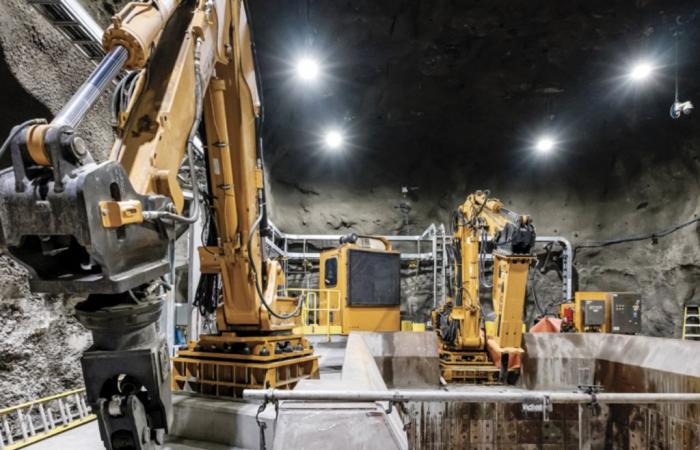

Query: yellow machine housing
[[318, 235, 401, 334]]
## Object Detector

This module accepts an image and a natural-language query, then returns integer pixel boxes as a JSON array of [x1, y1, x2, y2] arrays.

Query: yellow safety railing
[[289, 288, 342, 342], [0, 388, 95, 449]]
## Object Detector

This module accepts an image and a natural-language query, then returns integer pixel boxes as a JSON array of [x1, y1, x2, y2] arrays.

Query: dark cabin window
[[325, 257, 338, 287]]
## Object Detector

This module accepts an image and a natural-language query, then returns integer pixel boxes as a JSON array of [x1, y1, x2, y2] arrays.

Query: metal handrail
[[288, 288, 342, 341], [244, 388, 700, 405]]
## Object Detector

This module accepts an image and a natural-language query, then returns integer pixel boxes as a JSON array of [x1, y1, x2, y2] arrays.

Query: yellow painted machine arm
[[434, 189, 535, 382], [0, 1, 297, 448]]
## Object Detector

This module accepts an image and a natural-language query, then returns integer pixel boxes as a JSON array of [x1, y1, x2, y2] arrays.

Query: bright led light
[[534, 136, 556, 154], [295, 57, 320, 81], [324, 130, 343, 150], [628, 61, 654, 82]]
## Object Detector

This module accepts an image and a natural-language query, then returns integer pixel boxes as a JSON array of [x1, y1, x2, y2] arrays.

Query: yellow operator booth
[[318, 234, 401, 334]]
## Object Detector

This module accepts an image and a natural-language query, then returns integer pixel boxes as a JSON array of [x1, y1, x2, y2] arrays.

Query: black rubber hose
[[247, 206, 305, 320], [573, 216, 700, 261]]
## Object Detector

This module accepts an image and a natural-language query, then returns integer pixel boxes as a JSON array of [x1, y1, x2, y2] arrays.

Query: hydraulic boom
[[433, 190, 535, 383], [0, 1, 316, 448]]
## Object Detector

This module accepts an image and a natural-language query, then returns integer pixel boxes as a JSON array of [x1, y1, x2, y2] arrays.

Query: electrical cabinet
[[610, 293, 642, 334], [569, 291, 642, 334]]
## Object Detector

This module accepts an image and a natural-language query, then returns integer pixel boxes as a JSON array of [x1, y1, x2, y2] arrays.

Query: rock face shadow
[[0, 42, 52, 167]]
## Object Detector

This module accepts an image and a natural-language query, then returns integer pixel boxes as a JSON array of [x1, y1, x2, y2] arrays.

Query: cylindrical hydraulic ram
[[52, 45, 129, 130], [243, 389, 700, 405]]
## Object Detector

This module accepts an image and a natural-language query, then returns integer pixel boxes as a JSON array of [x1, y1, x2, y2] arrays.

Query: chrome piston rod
[[53, 45, 129, 129], [244, 388, 700, 405]]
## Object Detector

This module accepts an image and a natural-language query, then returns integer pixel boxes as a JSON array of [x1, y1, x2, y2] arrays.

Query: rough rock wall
[[0, 258, 89, 407]]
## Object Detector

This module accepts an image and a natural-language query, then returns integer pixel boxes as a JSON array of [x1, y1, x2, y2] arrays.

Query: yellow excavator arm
[[433, 189, 535, 383], [0, 1, 305, 448]]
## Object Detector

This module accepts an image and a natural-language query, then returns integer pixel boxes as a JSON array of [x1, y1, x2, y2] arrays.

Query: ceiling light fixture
[[628, 61, 654, 82], [295, 57, 320, 81], [534, 136, 556, 154], [324, 129, 344, 150]]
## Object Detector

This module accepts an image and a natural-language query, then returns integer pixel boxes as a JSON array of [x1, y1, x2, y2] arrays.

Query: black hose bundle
[[247, 207, 306, 320], [439, 315, 459, 345], [193, 171, 220, 316], [444, 243, 459, 298], [573, 215, 700, 261], [193, 273, 220, 316]]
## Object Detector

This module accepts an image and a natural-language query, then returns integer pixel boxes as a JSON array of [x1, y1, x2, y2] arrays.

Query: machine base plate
[[172, 334, 319, 398]]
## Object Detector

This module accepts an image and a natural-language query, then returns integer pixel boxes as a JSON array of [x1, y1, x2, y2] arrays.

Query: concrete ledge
[[170, 394, 276, 450], [522, 333, 700, 389], [357, 331, 440, 388], [271, 332, 420, 450]]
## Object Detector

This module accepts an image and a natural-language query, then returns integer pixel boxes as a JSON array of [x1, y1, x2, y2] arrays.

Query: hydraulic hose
[[573, 215, 700, 261], [247, 205, 305, 320], [243, 0, 270, 237], [478, 229, 493, 288]]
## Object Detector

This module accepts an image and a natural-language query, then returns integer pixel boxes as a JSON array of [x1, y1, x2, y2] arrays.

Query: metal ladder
[[0, 389, 94, 450], [28, 0, 104, 63], [432, 224, 446, 307], [682, 305, 700, 340]]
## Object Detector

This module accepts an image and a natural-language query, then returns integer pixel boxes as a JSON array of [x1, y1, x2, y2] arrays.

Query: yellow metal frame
[[172, 354, 319, 398], [438, 349, 500, 384], [0, 388, 95, 450], [172, 331, 319, 396], [290, 288, 343, 341]]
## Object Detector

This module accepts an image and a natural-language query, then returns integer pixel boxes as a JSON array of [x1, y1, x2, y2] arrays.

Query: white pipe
[[243, 388, 700, 405], [432, 228, 437, 305], [280, 251, 436, 260], [269, 221, 440, 243], [187, 216, 203, 342]]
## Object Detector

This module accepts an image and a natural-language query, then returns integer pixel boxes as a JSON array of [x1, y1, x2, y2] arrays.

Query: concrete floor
[[27, 421, 246, 450], [26, 337, 348, 450]]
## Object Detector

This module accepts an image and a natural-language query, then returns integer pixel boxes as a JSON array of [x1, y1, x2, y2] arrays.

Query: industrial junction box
[[570, 291, 642, 334]]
